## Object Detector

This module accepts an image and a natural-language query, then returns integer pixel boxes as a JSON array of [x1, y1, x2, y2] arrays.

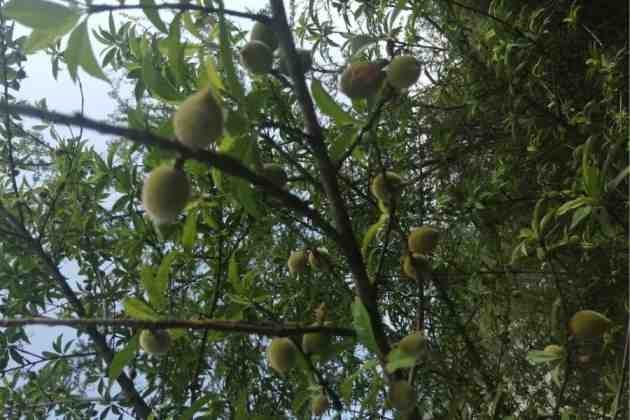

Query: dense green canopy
[[0, 0, 626, 419]]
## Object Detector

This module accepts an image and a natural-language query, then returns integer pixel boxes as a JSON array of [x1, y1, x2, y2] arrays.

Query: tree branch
[[87, 3, 270, 24], [269, 0, 392, 365], [0, 317, 356, 337], [0, 102, 340, 243]]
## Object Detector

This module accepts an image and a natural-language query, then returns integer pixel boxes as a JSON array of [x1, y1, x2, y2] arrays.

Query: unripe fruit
[[278, 49, 313, 75], [173, 87, 223, 150], [240, 41, 273, 74], [387, 56, 421, 89], [288, 250, 308, 274], [139, 329, 171, 355], [389, 380, 415, 412], [302, 324, 330, 355], [267, 337, 297, 375], [311, 394, 330, 417], [250, 22, 278, 51], [142, 165, 191, 224], [408, 226, 440, 256], [339, 62, 386, 99], [569, 310, 612, 338], [370, 171, 404, 205], [544, 345, 564, 355], [399, 331, 427, 357], [260, 163, 288, 187], [308, 247, 333, 272], [402, 255, 429, 280]]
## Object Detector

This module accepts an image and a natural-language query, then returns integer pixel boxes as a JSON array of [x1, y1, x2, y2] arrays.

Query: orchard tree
[[0, 0, 627, 419]]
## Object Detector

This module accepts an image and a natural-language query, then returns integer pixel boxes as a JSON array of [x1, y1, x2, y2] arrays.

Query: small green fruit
[[278, 49, 313, 75], [387, 56, 421, 89], [267, 337, 297, 375], [288, 250, 308, 274], [260, 163, 288, 187], [308, 247, 333, 272], [370, 171, 404, 205], [389, 380, 414, 412], [139, 329, 171, 355], [173, 87, 224, 149], [250, 22, 278, 51], [544, 344, 564, 355], [408, 226, 440, 256], [339, 62, 386, 99], [402, 255, 429, 280], [302, 324, 330, 355], [240, 41, 273, 74], [569, 310, 612, 338], [311, 394, 330, 417], [142, 165, 191, 224], [399, 331, 427, 357]]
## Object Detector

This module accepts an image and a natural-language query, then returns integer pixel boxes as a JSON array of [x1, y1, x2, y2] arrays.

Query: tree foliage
[[0, 0, 627, 419]]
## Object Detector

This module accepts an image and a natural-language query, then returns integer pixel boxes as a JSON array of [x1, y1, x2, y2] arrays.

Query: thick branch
[[0, 102, 340, 243], [0, 317, 356, 337], [269, 0, 392, 364]]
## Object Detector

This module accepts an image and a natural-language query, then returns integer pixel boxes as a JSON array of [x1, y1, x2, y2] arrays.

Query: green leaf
[[24, 16, 78, 54], [330, 125, 359, 162], [65, 20, 109, 82], [122, 297, 158, 320], [152, 252, 176, 309], [526, 350, 563, 365], [361, 212, 389, 257], [3, 0, 80, 31], [167, 14, 186, 86], [180, 394, 214, 420], [228, 254, 242, 293], [181, 210, 198, 253], [142, 43, 179, 100], [108, 334, 139, 380], [216, 0, 244, 102], [556, 196, 592, 216], [608, 165, 630, 190], [311, 79, 354, 125], [351, 297, 378, 354], [140, 0, 168, 33], [569, 205, 591, 229], [385, 347, 417, 373]]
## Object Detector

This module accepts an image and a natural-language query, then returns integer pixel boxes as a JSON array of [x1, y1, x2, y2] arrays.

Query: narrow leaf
[[122, 297, 158, 320], [351, 297, 378, 354], [180, 394, 214, 420], [311, 79, 354, 125], [65, 20, 109, 82], [108, 334, 139, 380], [3, 0, 80, 31], [140, 0, 168, 33]]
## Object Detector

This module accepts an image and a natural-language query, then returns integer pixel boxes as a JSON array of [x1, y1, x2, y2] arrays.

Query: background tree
[[0, 0, 627, 419]]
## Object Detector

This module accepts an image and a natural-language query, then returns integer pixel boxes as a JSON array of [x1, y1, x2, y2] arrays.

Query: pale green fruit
[[311, 394, 330, 417], [389, 380, 415, 412], [408, 226, 440, 256], [278, 49, 313, 75], [240, 41, 273, 74], [569, 310, 612, 338], [288, 250, 308, 274], [544, 344, 564, 355], [308, 247, 333, 272], [267, 337, 297, 375], [142, 165, 191, 224], [370, 171, 404, 205], [387, 56, 421, 89], [173, 87, 223, 149], [302, 324, 330, 355], [399, 331, 427, 357], [250, 22, 278, 51], [339, 62, 386, 99], [139, 329, 171, 355], [260, 163, 288, 187]]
